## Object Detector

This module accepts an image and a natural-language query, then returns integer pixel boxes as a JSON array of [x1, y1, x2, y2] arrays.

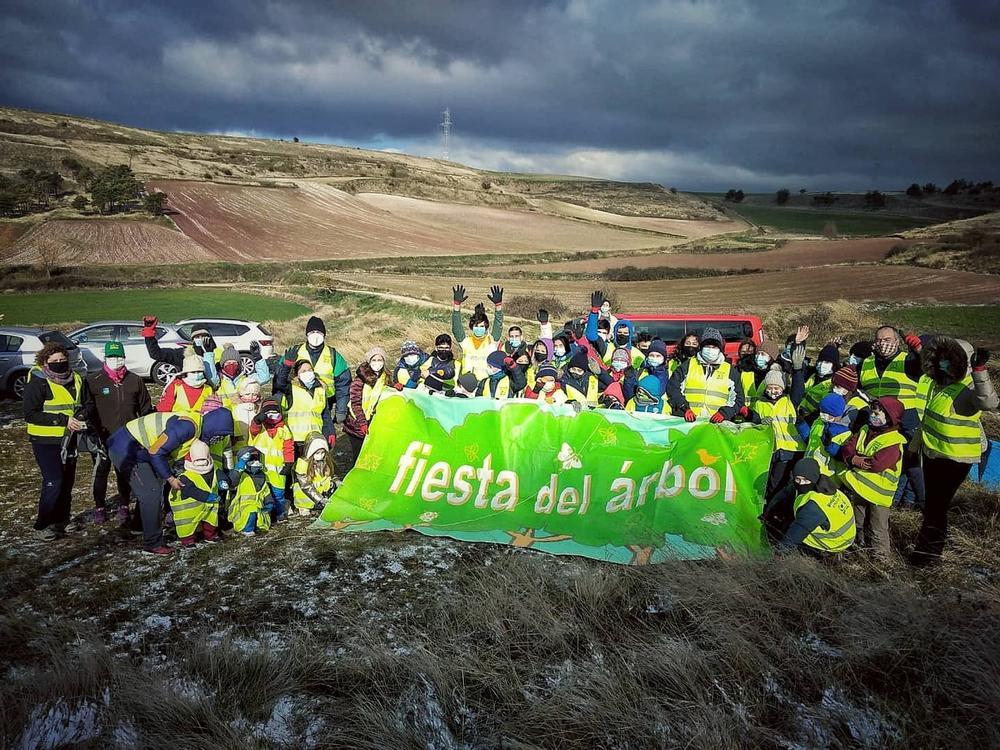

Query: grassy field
[[722, 204, 937, 236], [887, 305, 1000, 342], [0, 288, 309, 326]]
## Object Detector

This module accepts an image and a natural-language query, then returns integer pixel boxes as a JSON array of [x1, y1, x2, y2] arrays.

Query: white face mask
[[832, 386, 849, 397], [765, 386, 784, 400], [646, 354, 664, 368], [816, 362, 834, 377], [370, 358, 384, 373], [190, 458, 213, 473], [611, 359, 627, 372], [307, 332, 325, 347], [553, 346, 566, 358], [299, 370, 315, 386], [701, 346, 722, 363], [848, 355, 861, 366], [184, 372, 206, 386], [404, 354, 420, 367], [106, 357, 125, 370], [542, 380, 556, 393]]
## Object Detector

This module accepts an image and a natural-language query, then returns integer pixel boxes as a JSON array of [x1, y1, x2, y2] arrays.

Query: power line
[[440, 108, 452, 161]]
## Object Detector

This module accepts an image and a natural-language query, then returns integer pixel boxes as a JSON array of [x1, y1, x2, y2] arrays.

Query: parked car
[[69, 321, 190, 385], [174, 318, 275, 375], [0, 327, 88, 399]]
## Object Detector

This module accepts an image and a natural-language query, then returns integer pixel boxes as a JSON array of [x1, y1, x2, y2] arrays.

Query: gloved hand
[[252, 410, 265, 425], [587, 357, 602, 376], [249, 341, 261, 360], [570, 400, 583, 414], [851, 455, 873, 470], [590, 290, 604, 311], [206, 493, 220, 504], [202, 335, 217, 353], [452, 284, 468, 306], [710, 411, 725, 424], [487, 285, 504, 306], [327, 433, 337, 448], [393, 382, 405, 391], [280, 462, 293, 477], [142, 315, 158, 337], [972, 348, 991, 371], [503, 356, 516, 371], [358, 423, 369, 437], [537, 309, 549, 324], [738, 405, 750, 419], [684, 409, 697, 422], [791, 344, 806, 370], [904, 331, 922, 351], [218, 479, 229, 492]]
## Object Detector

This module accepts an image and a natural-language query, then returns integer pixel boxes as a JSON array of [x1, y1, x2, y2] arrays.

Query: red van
[[617, 314, 765, 362]]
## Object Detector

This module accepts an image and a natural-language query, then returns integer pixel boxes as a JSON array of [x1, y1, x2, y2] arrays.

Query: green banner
[[314, 391, 773, 564]]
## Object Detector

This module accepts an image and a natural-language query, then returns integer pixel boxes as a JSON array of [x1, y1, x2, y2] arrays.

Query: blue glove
[[206, 493, 220, 504]]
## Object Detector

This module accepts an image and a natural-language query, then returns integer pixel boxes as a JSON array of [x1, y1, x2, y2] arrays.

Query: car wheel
[[152, 361, 178, 385], [9, 371, 28, 400], [239, 355, 254, 376]]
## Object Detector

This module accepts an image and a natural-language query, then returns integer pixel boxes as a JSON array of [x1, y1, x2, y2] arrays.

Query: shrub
[[776, 188, 790, 205], [71, 195, 88, 212], [504, 294, 570, 321]]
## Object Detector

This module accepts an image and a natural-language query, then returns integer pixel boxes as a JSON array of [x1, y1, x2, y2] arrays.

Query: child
[[609, 348, 638, 402], [169, 439, 227, 547], [394, 340, 429, 389], [750, 368, 806, 501], [633, 331, 654, 369], [451, 372, 481, 399], [738, 340, 779, 411], [293, 433, 337, 515], [344, 351, 391, 464], [249, 397, 295, 522], [838, 396, 906, 558], [476, 350, 525, 398], [671, 333, 700, 375], [423, 334, 459, 393], [625, 375, 668, 413], [229, 446, 272, 536], [800, 393, 851, 476], [524, 363, 567, 405], [598, 381, 626, 410], [562, 349, 611, 406], [231, 380, 262, 451], [637, 340, 669, 393]]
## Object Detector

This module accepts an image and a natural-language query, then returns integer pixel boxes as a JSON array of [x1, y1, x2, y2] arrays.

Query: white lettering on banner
[[392, 441, 520, 512]]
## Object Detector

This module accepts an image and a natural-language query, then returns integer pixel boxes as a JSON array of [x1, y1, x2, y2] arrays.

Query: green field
[[887, 305, 1000, 343], [725, 204, 936, 235], [0, 288, 310, 326]]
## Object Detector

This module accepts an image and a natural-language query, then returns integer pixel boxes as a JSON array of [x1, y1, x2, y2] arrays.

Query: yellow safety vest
[[633, 350, 648, 370], [250, 425, 291, 480], [682, 359, 733, 417], [293, 456, 333, 509], [169, 469, 219, 538], [459, 337, 496, 381], [476, 376, 511, 399], [752, 396, 803, 452], [231, 473, 272, 533], [921, 380, 983, 462], [125, 412, 202, 462], [26, 368, 82, 439], [799, 375, 832, 418], [839, 426, 906, 507], [349, 379, 387, 423], [564, 376, 601, 406], [215, 376, 242, 409], [169, 380, 210, 416], [283, 382, 327, 442], [860, 353, 921, 411], [740, 369, 766, 407], [804, 420, 850, 476], [793, 489, 856, 553], [291, 344, 339, 398]]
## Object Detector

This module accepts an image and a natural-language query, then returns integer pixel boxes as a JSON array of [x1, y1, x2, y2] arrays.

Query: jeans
[[914, 455, 972, 559], [126, 461, 166, 549], [32, 442, 77, 530], [848, 491, 891, 558]]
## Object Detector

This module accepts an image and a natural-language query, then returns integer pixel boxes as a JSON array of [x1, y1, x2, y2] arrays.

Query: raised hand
[[452, 285, 468, 305], [590, 290, 605, 309], [487, 285, 504, 305], [537, 309, 549, 324], [795, 325, 810, 345], [972, 348, 991, 370]]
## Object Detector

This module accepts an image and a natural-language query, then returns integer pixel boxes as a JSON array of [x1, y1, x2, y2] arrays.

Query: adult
[[775, 458, 856, 555], [24, 342, 91, 540], [452, 284, 505, 381], [84, 341, 153, 524], [108, 404, 234, 554], [910, 338, 998, 565], [667, 327, 745, 423], [274, 315, 351, 433], [279, 359, 332, 448], [343, 348, 391, 464]]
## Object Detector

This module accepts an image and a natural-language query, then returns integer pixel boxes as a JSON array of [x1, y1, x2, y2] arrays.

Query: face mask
[[568, 367, 585, 379], [638, 343, 650, 353], [755, 354, 771, 369], [542, 380, 556, 393], [192, 337, 206, 349], [611, 359, 627, 372], [816, 362, 834, 377], [487, 366, 501, 377], [435, 348, 453, 362], [472, 325, 487, 337], [106, 357, 126, 370], [184, 373, 206, 386], [598, 331, 610, 341], [191, 459, 213, 473], [646, 354, 664, 368], [509, 336, 522, 348], [848, 355, 861, 366], [533, 351, 547, 363], [239, 395, 260, 406], [681, 345, 698, 358], [874, 339, 898, 358], [794, 479, 814, 494], [48, 360, 70, 374], [938, 359, 951, 373], [299, 370, 316, 386], [766, 386, 784, 400], [307, 332, 325, 348], [553, 346, 566, 358], [247, 460, 263, 473], [370, 359, 384, 373], [615, 333, 630, 346], [264, 411, 281, 424], [222, 361, 240, 378], [701, 346, 722, 363], [869, 410, 887, 428], [832, 386, 849, 397], [600, 303, 611, 315]]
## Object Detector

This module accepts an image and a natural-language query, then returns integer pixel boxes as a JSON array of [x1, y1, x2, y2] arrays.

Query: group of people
[[24, 285, 997, 565]]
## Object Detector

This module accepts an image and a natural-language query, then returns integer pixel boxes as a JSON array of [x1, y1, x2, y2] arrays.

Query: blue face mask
[[472, 325, 487, 337], [938, 359, 951, 373], [611, 359, 627, 372], [755, 354, 771, 369]]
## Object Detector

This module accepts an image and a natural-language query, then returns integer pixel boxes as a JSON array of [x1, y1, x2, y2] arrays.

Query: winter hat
[[817, 344, 840, 368], [457, 372, 479, 393], [191, 328, 210, 339], [873, 396, 904, 427], [306, 316, 326, 335], [647, 339, 667, 358], [487, 350, 507, 370], [758, 340, 779, 359], [636, 374, 665, 399], [184, 440, 214, 475], [182, 354, 204, 374], [792, 457, 821, 485], [831, 367, 858, 393], [201, 407, 234, 442], [260, 397, 282, 418], [401, 340, 421, 357], [763, 369, 785, 390], [700, 327, 724, 349], [235, 445, 261, 471], [200, 394, 225, 414], [220, 344, 239, 365], [304, 434, 328, 460], [819, 393, 847, 418], [537, 363, 558, 380], [611, 348, 631, 368], [365, 346, 387, 363], [956, 339, 975, 365], [104, 340, 125, 358], [567, 349, 590, 372], [238, 379, 261, 399], [600, 381, 626, 407], [849, 341, 872, 362]]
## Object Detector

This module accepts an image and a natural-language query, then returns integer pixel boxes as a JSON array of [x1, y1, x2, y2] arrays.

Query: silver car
[[175, 318, 275, 375], [0, 327, 88, 399], [69, 321, 190, 385]]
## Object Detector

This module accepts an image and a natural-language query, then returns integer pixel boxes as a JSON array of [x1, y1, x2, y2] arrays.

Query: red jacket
[[840, 396, 905, 473]]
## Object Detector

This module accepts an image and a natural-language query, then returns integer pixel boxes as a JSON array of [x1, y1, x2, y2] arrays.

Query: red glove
[[904, 332, 922, 351], [327, 433, 337, 448], [393, 382, 404, 391], [684, 409, 697, 422], [503, 356, 515, 371], [358, 423, 368, 437], [738, 405, 750, 419], [142, 315, 158, 338], [710, 411, 725, 424]]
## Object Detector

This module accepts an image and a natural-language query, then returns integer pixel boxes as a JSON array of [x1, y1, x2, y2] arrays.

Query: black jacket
[[86, 369, 154, 441], [23, 372, 94, 445]]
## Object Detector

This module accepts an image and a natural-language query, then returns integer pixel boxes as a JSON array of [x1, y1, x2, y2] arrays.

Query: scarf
[[103, 363, 127, 384], [42, 365, 73, 386]]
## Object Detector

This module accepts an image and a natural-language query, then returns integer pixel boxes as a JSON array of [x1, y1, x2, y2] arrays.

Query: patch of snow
[[142, 615, 172, 630], [113, 721, 139, 749], [800, 633, 843, 658], [17, 698, 102, 750], [251, 694, 297, 747], [395, 674, 467, 750]]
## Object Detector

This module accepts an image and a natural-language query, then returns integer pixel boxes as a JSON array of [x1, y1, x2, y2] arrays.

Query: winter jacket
[[273, 344, 352, 418], [23, 370, 94, 445], [666, 355, 745, 420], [840, 397, 905, 474], [86, 368, 153, 442], [393, 352, 431, 389], [344, 367, 390, 438]]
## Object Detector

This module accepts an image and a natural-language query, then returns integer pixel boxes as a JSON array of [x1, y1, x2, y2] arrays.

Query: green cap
[[104, 340, 126, 358]]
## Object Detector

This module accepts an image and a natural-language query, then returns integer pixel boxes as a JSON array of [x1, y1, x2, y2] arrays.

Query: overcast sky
[[2, 0, 998, 190]]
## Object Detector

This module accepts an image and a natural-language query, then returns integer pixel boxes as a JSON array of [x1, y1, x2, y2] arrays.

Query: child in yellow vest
[[293, 433, 338, 516], [169, 439, 227, 547], [751, 367, 806, 502], [229, 446, 272, 536], [249, 398, 295, 522]]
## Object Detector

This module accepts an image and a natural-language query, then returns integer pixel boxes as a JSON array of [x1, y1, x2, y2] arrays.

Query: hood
[[921, 335, 970, 387], [235, 445, 261, 471], [304, 435, 328, 459], [552, 331, 574, 355], [201, 407, 235, 441], [636, 374, 665, 399], [601, 381, 626, 407], [612, 319, 635, 345], [567, 348, 591, 372], [873, 396, 904, 428]]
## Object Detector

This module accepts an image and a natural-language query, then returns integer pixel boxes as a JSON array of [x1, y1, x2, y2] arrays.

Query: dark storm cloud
[[1, 0, 998, 189]]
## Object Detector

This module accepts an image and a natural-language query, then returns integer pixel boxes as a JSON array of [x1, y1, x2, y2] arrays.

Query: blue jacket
[[587, 313, 634, 358], [108, 408, 234, 479]]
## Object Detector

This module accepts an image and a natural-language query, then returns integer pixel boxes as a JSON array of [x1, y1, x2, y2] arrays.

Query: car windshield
[[687, 321, 754, 342], [40, 331, 76, 349]]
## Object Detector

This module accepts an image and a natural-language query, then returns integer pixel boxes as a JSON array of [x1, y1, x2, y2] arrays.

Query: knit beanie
[[817, 344, 840, 367], [849, 341, 872, 361], [758, 340, 779, 359], [182, 353, 204, 374], [200, 394, 225, 414], [568, 349, 590, 372], [104, 340, 125, 358], [611, 348, 631, 368], [793, 457, 821, 485], [457, 372, 479, 393], [700, 327, 724, 348], [306, 316, 326, 335], [647, 339, 667, 357], [831, 366, 858, 393], [537, 363, 558, 380], [220, 344, 239, 365], [819, 392, 847, 418], [401, 340, 421, 357], [365, 346, 387, 364], [763, 369, 785, 390], [486, 350, 507, 370]]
